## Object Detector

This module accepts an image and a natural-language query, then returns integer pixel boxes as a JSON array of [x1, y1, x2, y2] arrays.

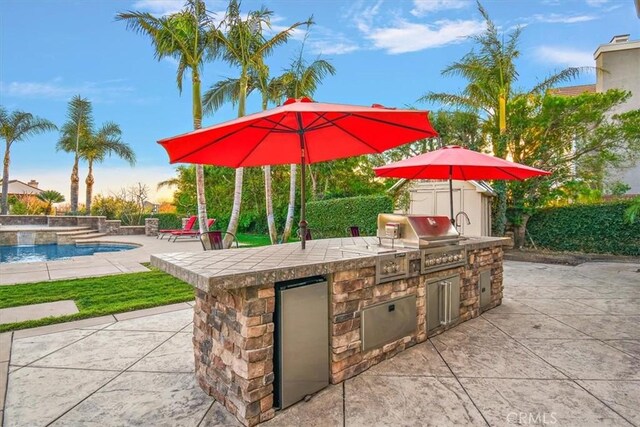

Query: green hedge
[[130, 213, 183, 229], [527, 201, 640, 256], [306, 195, 393, 237]]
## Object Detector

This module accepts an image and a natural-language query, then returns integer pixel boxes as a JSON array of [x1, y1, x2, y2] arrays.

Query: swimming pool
[[0, 243, 137, 263]]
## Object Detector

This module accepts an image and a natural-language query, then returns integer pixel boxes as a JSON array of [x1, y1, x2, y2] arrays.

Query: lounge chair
[[199, 231, 239, 250], [158, 216, 196, 239], [169, 218, 215, 242]]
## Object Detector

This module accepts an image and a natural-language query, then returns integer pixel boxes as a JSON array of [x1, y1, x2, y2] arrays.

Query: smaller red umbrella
[[374, 145, 551, 223]]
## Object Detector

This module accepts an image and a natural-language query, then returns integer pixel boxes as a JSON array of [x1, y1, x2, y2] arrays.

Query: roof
[[0, 180, 43, 196], [549, 84, 596, 97]]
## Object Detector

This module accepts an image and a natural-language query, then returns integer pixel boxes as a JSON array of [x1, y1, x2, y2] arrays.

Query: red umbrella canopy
[[158, 97, 438, 167], [374, 145, 551, 180]]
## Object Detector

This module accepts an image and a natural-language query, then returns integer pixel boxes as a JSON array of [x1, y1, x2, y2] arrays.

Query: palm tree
[[58, 95, 93, 213], [419, 2, 584, 235], [203, 65, 286, 244], [211, 0, 309, 247], [1, 106, 57, 214], [37, 190, 65, 215], [81, 122, 136, 213], [278, 44, 336, 242], [117, 0, 216, 234]]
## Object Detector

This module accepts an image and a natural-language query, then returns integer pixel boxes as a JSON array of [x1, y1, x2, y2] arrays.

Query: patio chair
[[347, 226, 360, 237], [296, 227, 313, 241], [158, 215, 196, 239], [169, 218, 215, 242], [200, 231, 239, 250]]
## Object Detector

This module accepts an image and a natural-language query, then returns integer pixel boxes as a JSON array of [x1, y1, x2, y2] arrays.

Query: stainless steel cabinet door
[[278, 280, 329, 409], [427, 280, 441, 333]]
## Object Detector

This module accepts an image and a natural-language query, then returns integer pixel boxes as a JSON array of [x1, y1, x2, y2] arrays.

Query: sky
[[1, 0, 638, 203]]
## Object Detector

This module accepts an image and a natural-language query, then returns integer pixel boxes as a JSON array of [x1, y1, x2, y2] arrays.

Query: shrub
[[306, 195, 393, 237], [527, 200, 640, 256]]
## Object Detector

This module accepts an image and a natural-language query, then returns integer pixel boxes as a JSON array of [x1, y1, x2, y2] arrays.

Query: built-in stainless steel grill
[[376, 214, 463, 248], [377, 214, 468, 275]]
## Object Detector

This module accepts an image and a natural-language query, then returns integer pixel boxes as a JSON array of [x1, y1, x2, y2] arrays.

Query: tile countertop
[[150, 236, 510, 292]]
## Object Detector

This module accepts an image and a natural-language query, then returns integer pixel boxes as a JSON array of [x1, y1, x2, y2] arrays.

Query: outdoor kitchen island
[[151, 234, 509, 426]]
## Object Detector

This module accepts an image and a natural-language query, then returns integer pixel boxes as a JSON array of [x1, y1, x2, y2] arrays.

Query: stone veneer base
[[181, 240, 505, 427]]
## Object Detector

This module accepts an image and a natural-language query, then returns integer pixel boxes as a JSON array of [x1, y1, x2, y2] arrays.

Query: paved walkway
[[1, 260, 639, 426], [0, 235, 203, 286]]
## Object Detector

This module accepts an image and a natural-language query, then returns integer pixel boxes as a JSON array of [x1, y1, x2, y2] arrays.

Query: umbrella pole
[[297, 114, 307, 250], [449, 166, 455, 225]]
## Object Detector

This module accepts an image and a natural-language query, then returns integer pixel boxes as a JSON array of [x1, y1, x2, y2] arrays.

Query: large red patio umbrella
[[374, 145, 551, 224], [158, 97, 438, 249]]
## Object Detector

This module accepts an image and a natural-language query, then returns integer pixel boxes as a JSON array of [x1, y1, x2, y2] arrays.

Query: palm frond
[[529, 67, 592, 94], [202, 77, 243, 114]]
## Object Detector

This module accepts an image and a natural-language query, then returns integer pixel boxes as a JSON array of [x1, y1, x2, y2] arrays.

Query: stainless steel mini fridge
[[274, 276, 329, 409]]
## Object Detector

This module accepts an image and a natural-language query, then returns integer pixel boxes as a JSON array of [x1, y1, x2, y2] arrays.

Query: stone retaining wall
[[118, 226, 145, 235]]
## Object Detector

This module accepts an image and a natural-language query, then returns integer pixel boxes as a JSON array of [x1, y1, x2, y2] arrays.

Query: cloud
[[307, 40, 360, 55], [535, 46, 594, 67], [410, 0, 470, 16], [364, 19, 485, 54], [585, 0, 609, 6], [131, 0, 184, 16], [531, 13, 597, 24], [0, 78, 135, 102]]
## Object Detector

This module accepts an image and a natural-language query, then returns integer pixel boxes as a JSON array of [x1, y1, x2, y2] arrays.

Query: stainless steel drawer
[[361, 295, 417, 352]]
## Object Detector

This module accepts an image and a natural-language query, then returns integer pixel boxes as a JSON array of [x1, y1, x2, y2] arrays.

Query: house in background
[[552, 34, 640, 195], [0, 179, 43, 197]]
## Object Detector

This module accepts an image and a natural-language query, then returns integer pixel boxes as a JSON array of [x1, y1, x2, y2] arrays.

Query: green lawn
[[0, 234, 278, 333], [0, 266, 194, 333], [236, 233, 273, 247]]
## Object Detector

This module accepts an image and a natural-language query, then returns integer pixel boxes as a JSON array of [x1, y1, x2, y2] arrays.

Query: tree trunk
[[264, 165, 277, 244], [491, 133, 508, 236], [513, 214, 530, 249], [226, 168, 244, 247], [282, 164, 297, 242], [85, 160, 94, 215], [225, 69, 248, 248], [70, 156, 79, 213], [1, 144, 10, 215], [192, 69, 209, 235]]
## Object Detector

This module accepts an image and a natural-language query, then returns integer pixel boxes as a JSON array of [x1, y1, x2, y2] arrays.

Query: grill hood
[[376, 214, 462, 248]]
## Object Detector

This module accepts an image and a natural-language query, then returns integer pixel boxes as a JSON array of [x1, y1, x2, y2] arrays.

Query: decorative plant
[[37, 190, 65, 215]]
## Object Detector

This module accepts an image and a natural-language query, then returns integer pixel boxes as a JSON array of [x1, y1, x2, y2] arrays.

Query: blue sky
[[1, 0, 637, 202]]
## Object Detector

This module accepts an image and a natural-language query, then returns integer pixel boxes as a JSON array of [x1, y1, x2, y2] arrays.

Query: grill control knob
[[436, 258, 442, 264], [429, 259, 435, 266], [448, 256, 454, 262]]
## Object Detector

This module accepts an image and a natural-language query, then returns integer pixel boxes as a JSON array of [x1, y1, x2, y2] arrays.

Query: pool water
[[0, 244, 136, 263]]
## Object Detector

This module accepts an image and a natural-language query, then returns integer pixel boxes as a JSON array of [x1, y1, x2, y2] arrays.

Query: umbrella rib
[[260, 116, 298, 132], [234, 114, 291, 167], [325, 120, 382, 153], [496, 167, 525, 180], [172, 120, 260, 163], [303, 112, 330, 130], [304, 112, 351, 132], [350, 113, 436, 135]]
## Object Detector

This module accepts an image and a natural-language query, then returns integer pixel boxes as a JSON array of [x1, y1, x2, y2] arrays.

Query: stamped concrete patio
[[1, 260, 639, 426]]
